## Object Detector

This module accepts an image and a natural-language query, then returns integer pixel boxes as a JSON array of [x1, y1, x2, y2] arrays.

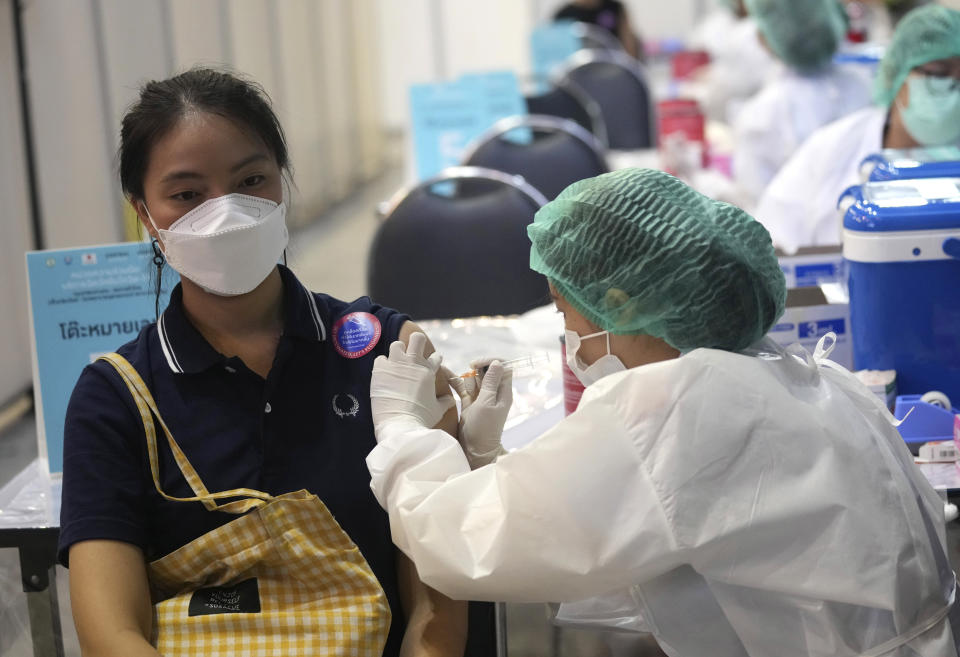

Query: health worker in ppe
[[754, 4, 960, 253], [733, 0, 872, 208], [366, 168, 960, 657], [687, 0, 776, 124]]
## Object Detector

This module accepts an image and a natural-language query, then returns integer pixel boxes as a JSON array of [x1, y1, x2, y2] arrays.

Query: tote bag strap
[[99, 353, 272, 514]]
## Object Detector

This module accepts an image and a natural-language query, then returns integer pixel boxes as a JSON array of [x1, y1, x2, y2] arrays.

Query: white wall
[[376, 0, 437, 130], [0, 0, 35, 405], [438, 0, 536, 81]]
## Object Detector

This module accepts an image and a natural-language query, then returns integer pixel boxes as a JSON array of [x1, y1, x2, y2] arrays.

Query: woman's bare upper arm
[[69, 540, 158, 656]]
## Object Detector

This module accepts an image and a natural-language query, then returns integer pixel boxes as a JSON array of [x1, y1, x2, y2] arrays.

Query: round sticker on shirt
[[332, 312, 382, 359]]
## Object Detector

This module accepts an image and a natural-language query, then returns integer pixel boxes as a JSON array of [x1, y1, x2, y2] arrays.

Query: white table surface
[[3, 304, 958, 529]]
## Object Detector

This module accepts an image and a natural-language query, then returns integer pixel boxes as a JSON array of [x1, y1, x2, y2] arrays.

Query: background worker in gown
[[687, 0, 775, 124], [366, 168, 960, 657], [553, 0, 643, 59], [754, 4, 960, 253], [732, 0, 872, 208]]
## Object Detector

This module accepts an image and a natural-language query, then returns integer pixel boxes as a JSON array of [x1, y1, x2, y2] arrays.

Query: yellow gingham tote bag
[[100, 353, 391, 656]]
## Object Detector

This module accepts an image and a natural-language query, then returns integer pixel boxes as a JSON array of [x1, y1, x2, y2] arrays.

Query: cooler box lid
[[860, 147, 960, 182], [841, 178, 960, 232]]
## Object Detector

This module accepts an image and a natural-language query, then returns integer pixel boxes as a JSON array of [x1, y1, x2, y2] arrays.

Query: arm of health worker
[[395, 321, 467, 657], [367, 379, 681, 604]]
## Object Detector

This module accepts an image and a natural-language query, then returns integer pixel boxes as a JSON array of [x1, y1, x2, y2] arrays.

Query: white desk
[[0, 461, 63, 657], [3, 304, 958, 657]]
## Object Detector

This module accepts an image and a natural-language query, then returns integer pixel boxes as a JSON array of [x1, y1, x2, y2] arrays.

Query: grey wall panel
[[225, 0, 279, 99], [316, 0, 357, 201], [97, 0, 172, 133], [21, 0, 120, 247], [350, 0, 385, 181], [275, 0, 331, 223], [0, 0, 36, 404], [167, 0, 229, 70]]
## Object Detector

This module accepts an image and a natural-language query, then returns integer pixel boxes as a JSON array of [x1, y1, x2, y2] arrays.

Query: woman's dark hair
[[119, 67, 290, 200]]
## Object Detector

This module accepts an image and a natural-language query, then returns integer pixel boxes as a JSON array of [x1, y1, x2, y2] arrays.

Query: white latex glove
[[370, 332, 454, 436], [447, 357, 505, 408], [448, 360, 512, 468]]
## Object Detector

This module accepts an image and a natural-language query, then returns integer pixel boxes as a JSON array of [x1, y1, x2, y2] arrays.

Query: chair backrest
[[569, 21, 623, 53], [559, 49, 656, 149], [524, 79, 609, 146], [368, 167, 550, 321], [461, 115, 609, 201]]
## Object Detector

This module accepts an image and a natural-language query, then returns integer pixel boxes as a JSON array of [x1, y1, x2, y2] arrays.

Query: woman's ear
[[132, 198, 157, 240]]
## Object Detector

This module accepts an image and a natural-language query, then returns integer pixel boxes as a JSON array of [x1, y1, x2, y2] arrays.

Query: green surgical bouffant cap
[[874, 5, 960, 107], [528, 169, 786, 353], [744, 0, 847, 72]]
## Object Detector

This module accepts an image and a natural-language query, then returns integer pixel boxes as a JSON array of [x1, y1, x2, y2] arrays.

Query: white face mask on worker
[[564, 328, 627, 387], [145, 193, 288, 296]]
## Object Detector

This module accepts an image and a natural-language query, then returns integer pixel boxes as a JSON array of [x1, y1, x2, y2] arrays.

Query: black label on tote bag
[[188, 578, 261, 616]]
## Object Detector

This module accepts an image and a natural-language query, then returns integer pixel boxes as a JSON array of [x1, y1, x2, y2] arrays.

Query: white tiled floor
[[287, 164, 405, 303]]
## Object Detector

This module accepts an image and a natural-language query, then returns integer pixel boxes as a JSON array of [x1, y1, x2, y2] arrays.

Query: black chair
[[559, 49, 656, 149], [460, 115, 609, 201], [525, 79, 608, 146], [368, 167, 550, 321], [570, 21, 624, 53]]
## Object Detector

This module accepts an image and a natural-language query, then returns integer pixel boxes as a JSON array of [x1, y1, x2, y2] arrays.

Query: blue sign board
[[26, 242, 177, 474], [409, 71, 528, 181], [530, 21, 580, 86]]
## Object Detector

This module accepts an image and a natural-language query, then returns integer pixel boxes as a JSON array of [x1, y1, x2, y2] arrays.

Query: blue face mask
[[899, 75, 960, 146]]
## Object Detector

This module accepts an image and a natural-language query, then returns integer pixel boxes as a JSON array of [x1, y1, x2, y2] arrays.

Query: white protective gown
[[688, 12, 775, 124], [733, 63, 873, 208], [754, 105, 886, 254], [368, 339, 959, 657]]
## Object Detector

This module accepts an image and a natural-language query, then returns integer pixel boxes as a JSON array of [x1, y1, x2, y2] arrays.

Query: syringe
[[460, 353, 551, 379]]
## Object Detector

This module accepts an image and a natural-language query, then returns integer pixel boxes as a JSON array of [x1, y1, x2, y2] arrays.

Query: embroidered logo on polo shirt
[[188, 578, 261, 616], [333, 393, 360, 418], [332, 312, 381, 359]]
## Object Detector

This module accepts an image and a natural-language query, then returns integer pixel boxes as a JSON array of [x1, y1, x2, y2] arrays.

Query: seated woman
[[754, 4, 960, 253], [367, 168, 958, 657], [553, 0, 643, 59], [58, 67, 465, 657]]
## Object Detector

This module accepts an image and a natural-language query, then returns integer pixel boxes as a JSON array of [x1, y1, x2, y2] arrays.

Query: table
[[0, 460, 63, 657], [418, 304, 567, 451], [0, 305, 568, 657], [3, 303, 958, 657]]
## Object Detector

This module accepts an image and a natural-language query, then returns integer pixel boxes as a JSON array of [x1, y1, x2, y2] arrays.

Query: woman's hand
[[448, 361, 512, 468]]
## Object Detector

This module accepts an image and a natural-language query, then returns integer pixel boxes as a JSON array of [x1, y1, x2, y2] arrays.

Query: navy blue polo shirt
[[59, 265, 409, 656]]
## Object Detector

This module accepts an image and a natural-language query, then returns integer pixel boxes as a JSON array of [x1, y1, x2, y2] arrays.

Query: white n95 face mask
[[146, 193, 288, 296], [565, 328, 626, 387]]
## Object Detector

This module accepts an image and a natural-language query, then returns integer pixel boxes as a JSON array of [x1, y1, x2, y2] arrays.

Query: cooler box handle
[[943, 237, 960, 260]]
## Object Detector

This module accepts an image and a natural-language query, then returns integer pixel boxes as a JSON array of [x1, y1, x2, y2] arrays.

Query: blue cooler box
[[842, 178, 960, 404], [860, 147, 960, 182]]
